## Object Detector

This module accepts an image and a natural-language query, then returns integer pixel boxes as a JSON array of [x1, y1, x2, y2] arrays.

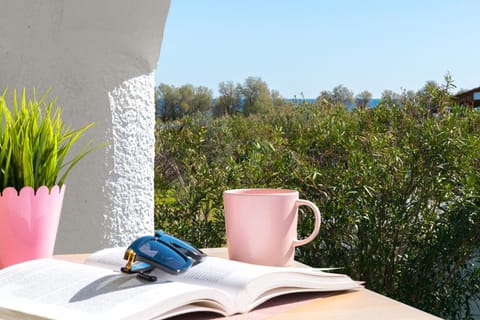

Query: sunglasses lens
[[137, 239, 193, 274], [155, 231, 206, 263], [129, 261, 153, 273]]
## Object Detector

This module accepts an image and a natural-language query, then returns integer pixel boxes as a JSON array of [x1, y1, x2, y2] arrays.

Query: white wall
[[0, 0, 171, 253]]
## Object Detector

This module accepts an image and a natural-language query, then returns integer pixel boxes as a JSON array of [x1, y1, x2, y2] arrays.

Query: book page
[[88, 247, 360, 314], [85, 247, 126, 270], [173, 256, 360, 313], [0, 258, 231, 320]]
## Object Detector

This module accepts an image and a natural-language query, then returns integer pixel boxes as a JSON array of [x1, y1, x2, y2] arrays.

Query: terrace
[[0, 1, 469, 319]]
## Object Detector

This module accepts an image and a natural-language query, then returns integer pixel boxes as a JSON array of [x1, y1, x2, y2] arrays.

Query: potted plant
[[0, 88, 101, 268]]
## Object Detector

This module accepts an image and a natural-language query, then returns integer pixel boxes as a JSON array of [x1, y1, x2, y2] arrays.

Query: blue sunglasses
[[121, 230, 206, 281]]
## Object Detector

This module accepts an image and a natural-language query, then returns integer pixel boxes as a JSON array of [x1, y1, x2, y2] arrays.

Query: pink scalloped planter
[[0, 185, 65, 268]]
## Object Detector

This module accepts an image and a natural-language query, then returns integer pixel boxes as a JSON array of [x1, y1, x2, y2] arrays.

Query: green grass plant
[[0, 88, 99, 190]]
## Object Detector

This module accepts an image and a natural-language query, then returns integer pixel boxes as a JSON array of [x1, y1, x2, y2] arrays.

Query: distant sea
[[286, 98, 380, 109]]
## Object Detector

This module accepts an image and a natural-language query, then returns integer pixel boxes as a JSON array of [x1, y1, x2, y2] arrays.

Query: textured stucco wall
[[0, 0, 171, 253], [105, 73, 156, 246]]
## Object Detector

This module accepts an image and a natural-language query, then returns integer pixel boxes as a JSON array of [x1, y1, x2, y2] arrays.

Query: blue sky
[[156, 1, 479, 98]]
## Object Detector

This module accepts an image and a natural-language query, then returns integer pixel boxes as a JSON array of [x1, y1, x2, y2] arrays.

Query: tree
[[214, 81, 242, 117], [240, 77, 273, 116], [271, 89, 286, 107], [315, 90, 334, 104], [381, 90, 402, 106], [178, 84, 195, 116], [156, 83, 181, 122], [331, 84, 354, 107], [191, 86, 213, 115], [355, 90, 372, 109], [403, 90, 417, 105], [315, 85, 354, 108], [156, 83, 213, 121]]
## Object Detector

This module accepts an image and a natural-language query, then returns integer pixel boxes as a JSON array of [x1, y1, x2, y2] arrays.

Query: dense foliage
[[154, 94, 480, 319]]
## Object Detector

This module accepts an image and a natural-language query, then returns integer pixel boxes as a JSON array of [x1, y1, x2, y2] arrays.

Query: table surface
[[54, 248, 442, 320]]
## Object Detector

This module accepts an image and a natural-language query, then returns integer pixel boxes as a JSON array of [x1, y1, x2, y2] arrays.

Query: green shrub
[[154, 101, 480, 319]]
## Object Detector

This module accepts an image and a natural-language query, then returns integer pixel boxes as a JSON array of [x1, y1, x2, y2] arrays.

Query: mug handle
[[292, 199, 321, 247]]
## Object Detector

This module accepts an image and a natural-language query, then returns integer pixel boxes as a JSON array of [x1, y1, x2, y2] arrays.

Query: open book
[[0, 247, 361, 320]]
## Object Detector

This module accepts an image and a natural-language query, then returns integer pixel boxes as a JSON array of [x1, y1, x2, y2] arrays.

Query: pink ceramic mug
[[223, 188, 321, 266]]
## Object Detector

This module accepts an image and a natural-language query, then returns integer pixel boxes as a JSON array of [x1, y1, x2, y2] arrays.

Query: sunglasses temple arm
[[137, 268, 158, 282]]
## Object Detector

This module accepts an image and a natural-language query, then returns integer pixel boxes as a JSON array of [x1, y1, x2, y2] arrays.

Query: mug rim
[[223, 188, 298, 196]]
